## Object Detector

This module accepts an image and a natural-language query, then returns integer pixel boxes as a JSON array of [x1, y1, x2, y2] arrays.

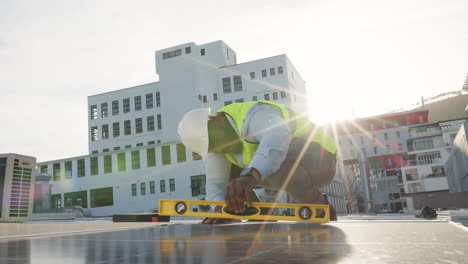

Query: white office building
[[36, 40, 346, 216]]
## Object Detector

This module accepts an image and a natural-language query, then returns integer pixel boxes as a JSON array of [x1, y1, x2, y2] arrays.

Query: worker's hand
[[225, 175, 258, 214]]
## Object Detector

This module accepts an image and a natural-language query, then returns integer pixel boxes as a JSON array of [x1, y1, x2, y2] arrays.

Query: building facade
[[445, 122, 468, 192], [0, 153, 36, 222], [36, 40, 346, 216]]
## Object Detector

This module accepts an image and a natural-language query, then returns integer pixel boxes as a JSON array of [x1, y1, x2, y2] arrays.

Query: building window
[[135, 118, 143, 134], [393, 120, 399, 127], [252, 96, 258, 101], [156, 92, 161, 107], [125, 145, 131, 149], [177, 143, 186, 163], [123, 120, 131, 135], [262, 69, 267, 78], [131, 150, 140, 169], [112, 122, 120, 138], [417, 151, 442, 165], [147, 116, 155, 132], [419, 115, 424, 123], [77, 159, 85, 177], [396, 131, 401, 138], [264, 94, 270, 101], [157, 114, 162, 130], [150, 181, 156, 194], [146, 147, 156, 167], [117, 153, 126, 171], [65, 161, 72, 179], [162, 145, 171, 165], [213, 93, 218, 101], [160, 180, 166, 193], [233, 75, 242, 91], [90, 157, 98, 176], [272, 92, 278, 100], [134, 96, 142, 111], [280, 91, 286, 98], [250, 72, 255, 79], [373, 146, 378, 155], [203, 95, 207, 103], [386, 144, 390, 152], [222, 77, 232, 93], [40, 165, 48, 174], [235, 98, 244, 103], [90, 105, 98, 120], [91, 126, 98, 141], [278, 66, 284, 74], [270, 68, 275, 76], [140, 182, 146, 195], [102, 124, 109, 140], [104, 155, 112, 173], [131, 184, 137, 196], [101, 103, 108, 118], [162, 49, 182, 59], [123, 98, 130, 113], [185, 47, 191, 54], [192, 152, 202, 160], [191, 175, 206, 196], [224, 101, 232, 106], [146, 93, 153, 109], [384, 133, 388, 141], [405, 169, 418, 181], [169, 178, 175, 192], [90, 187, 113, 208], [64, 190, 87, 208], [112, 100, 119, 116], [200, 48, 205, 56]]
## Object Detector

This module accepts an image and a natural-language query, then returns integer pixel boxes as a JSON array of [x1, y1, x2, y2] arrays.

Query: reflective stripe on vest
[[217, 101, 337, 168]]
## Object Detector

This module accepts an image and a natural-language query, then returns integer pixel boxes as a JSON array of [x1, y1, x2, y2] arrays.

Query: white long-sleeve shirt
[[205, 104, 293, 202]]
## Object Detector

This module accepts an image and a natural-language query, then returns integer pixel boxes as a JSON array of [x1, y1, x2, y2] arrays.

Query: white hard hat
[[177, 108, 211, 159]]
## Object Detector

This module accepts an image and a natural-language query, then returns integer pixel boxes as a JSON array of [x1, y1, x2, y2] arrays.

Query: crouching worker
[[177, 101, 338, 223]]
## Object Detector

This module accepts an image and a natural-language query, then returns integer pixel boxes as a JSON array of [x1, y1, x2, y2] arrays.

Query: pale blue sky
[[1, 0, 467, 161]]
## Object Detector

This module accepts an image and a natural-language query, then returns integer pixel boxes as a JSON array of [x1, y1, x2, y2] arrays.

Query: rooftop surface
[[1, 216, 467, 263]]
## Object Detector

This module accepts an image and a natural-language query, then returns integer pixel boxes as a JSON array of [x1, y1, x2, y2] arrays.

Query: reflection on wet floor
[[0, 223, 347, 264], [0, 221, 467, 263]]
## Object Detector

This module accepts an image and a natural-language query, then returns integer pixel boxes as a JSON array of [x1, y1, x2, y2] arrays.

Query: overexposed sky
[[1, 0, 467, 161]]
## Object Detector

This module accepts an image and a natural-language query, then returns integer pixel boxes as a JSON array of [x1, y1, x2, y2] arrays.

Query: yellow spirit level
[[159, 199, 330, 223]]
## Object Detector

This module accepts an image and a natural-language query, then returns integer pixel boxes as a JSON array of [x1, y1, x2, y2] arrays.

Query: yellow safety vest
[[217, 101, 337, 168]]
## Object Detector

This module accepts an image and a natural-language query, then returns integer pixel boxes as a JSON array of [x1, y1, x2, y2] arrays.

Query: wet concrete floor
[[0, 221, 467, 263]]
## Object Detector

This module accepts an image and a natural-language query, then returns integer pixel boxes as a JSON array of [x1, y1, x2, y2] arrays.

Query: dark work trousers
[[229, 137, 337, 205]]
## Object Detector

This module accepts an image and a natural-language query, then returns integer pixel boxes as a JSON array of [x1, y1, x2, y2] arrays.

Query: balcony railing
[[409, 130, 442, 139]]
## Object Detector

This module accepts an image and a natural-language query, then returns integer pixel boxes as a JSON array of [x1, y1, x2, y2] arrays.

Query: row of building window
[[90, 93, 161, 120], [39, 143, 203, 181], [343, 131, 402, 146], [131, 179, 175, 196], [90, 140, 162, 154], [162, 46, 205, 60], [91, 116, 162, 141], [222, 91, 288, 106], [368, 115, 424, 130], [50, 187, 113, 209], [250, 66, 284, 80]]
